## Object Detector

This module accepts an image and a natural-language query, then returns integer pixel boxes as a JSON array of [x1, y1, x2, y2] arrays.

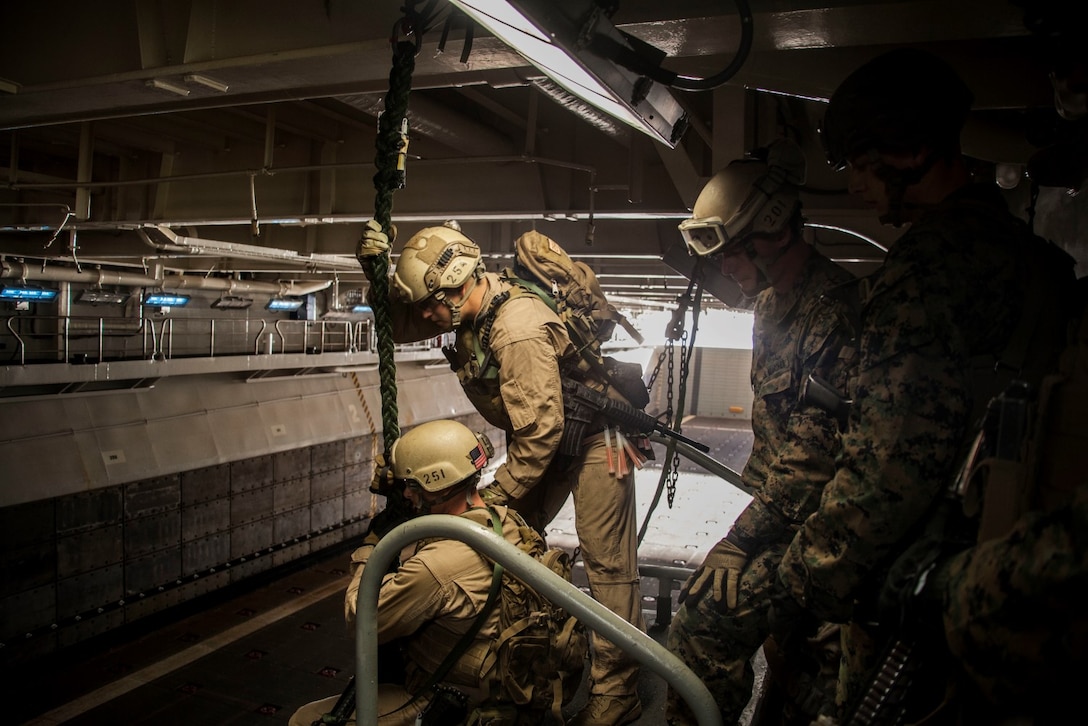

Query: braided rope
[[360, 40, 416, 452]]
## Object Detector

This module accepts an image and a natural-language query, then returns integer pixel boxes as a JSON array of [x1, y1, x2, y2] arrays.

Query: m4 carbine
[[560, 378, 710, 457]]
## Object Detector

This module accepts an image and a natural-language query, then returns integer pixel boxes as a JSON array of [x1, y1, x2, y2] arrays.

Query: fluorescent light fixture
[[351, 305, 373, 314], [266, 298, 304, 312], [146, 78, 190, 97], [143, 292, 190, 307], [1, 285, 58, 302], [211, 295, 254, 310], [449, 0, 688, 147], [77, 289, 130, 305], [184, 73, 230, 93]]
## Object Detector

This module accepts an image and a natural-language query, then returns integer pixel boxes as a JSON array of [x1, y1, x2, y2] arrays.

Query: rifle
[[560, 378, 710, 457], [845, 381, 1034, 726], [802, 373, 852, 428], [315, 675, 355, 726]]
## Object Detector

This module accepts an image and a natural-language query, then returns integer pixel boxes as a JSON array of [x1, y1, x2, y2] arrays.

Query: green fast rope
[[359, 39, 416, 451]]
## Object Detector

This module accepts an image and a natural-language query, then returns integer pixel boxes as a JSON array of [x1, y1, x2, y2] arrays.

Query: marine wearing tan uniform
[[360, 222, 644, 726], [289, 419, 526, 726]]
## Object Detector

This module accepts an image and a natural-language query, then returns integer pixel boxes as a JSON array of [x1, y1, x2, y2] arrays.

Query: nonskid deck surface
[[11, 418, 754, 726]]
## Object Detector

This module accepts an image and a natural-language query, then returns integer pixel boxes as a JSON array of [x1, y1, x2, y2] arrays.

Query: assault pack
[[467, 506, 588, 725], [501, 230, 650, 410]]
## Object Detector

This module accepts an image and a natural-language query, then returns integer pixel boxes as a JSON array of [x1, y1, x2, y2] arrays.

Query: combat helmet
[[390, 419, 493, 497], [680, 138, 806, 259], [392, 221, 486, 326], [821, 48, 973, 170]]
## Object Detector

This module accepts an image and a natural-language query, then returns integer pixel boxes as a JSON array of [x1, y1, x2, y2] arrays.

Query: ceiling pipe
[[137, 226, 362, 271], [1, 259, 331, 297]]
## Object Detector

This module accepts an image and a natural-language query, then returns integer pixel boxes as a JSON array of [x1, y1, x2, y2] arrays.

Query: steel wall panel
[[344, 434, 373, 466], [311, 468, 344, 501], [344, 462, 370, 493], [0, 498, 54, 548], [58, 610, 124, 649], [0, 583, 55, 636], [181, 463, 230, 506], [273, 508, 310, 542], [311, 497, 343, 531], [183, 499, 230, 541], [56, 564, 123, 618], [231, 486, 273, 527], [125, 548, 182, 594], [311, 441, 341, 474], [272, 540, 311, 567], [230, 455, 273, 493], [57, 524, 123, 578], [56, 487, 122, 535], [183, 532, 229, 574], [0, 543, 55, 596], [231, 519, 273, 558], [273, 478, 310, 515], [125, 510, 181, 559], [230, 555, 272, 582], [344, 488, 369, 521], [124, 475, 180, 519], [273, 448, 310, 482], [125, 587, 181, 622]]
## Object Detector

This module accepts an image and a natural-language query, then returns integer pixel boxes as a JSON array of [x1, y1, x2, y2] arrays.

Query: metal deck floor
[[12, 417, 755, 726]]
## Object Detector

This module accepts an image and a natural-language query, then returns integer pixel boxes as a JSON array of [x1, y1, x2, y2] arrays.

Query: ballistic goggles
[[679, 216, 745, 257]]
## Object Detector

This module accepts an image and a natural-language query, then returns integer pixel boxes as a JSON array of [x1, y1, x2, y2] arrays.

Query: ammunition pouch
[[604, 356, 650, 410]]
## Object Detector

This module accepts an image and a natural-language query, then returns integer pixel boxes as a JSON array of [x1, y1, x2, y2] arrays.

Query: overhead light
[[143, 292, 190, 307], [146, 78, 190, 97], [211, 295, 254, 310], [184, 73, 230, 93], [266, 298, 304, 312], [448, 0, 688, 147], [351, 305, 373, 314], [77, 289, 130, 305], [1, 285, 58, 302]]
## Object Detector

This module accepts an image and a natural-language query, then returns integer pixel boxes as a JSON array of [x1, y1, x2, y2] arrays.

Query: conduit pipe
[[0, 259, 332, 297], [138, 226, 362, 271]]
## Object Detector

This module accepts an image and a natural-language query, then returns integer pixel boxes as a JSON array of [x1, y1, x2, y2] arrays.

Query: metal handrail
[[355, 515, 723, 726]]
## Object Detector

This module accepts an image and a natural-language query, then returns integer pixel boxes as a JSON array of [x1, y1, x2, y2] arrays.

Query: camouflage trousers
[[665, 543, 840, 725]]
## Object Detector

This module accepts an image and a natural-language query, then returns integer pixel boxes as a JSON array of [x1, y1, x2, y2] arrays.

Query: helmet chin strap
[[438, 264, 486, 327], [415, 481, 473, 515]]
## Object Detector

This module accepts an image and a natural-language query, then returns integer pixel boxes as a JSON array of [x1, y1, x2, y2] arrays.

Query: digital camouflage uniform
[[289, 506, 524, 726], [666, 249, 857, 725], [390, 271, 645, 698], [778, 184, 1074, 708]]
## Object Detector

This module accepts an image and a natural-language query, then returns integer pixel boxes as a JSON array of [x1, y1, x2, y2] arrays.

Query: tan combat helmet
[[392, 222, 486, 326], [679, 138, 806, 258], [390, 419, 493, 494]]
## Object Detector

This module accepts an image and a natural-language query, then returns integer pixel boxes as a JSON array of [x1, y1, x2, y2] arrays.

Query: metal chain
[[666, 329, 687, 508]]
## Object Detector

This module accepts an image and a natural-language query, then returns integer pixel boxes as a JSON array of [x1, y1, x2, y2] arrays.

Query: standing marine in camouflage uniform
[[289, 419, 528, 726], [665, 139, 858, 725], [772, 47, 1077, 715], [359, 223, 644, 726]]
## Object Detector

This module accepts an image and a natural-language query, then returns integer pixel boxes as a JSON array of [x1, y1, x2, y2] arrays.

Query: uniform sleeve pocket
[[501, 377, 537, 432]]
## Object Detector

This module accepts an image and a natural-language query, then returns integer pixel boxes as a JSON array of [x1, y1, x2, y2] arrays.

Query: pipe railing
[[355, 515, 724, 726], [1, 314, 377, 366]]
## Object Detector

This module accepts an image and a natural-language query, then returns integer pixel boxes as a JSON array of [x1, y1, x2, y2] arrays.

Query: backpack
[[473, 508, 588, 723], [502, 230, 650, 409]]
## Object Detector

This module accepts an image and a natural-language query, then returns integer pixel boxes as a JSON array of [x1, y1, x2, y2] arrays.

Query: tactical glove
[[678, 537, 747, 609], [357, 219, 394, 258], [479, 483, 510, 506], [369, 453, 395, 495]]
